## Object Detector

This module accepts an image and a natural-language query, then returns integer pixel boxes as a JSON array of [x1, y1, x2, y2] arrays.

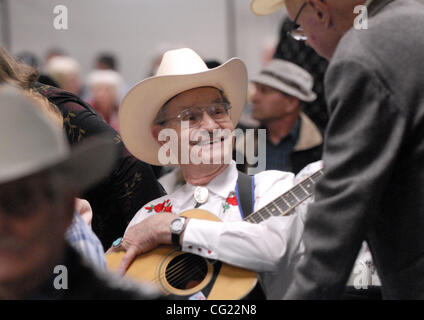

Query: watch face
[[171, 218, 184, 233]]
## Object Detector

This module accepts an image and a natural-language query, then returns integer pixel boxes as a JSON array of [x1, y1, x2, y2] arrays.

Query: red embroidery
[[154, 203, 165, 212], [226, 195, 238, 206], [145, 199, 172, 213]]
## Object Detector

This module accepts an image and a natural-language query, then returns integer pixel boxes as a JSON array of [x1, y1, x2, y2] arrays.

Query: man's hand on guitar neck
[[107, 213, 188, 275]]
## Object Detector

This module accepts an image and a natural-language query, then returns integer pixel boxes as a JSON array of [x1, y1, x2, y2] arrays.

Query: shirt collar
[[184, 161, 238, 200]]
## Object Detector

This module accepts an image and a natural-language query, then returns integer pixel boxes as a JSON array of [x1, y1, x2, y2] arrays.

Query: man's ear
[[152, 124, 165, 146], [307, 0, 332, 28], [286, 95, 301, 114]]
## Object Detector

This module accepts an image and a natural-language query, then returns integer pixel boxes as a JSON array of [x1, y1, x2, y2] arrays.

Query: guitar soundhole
[[165, 253, 208, 290]]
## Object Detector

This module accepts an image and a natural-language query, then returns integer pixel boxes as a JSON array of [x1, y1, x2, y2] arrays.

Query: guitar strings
[[153, 254, 208, 286], [149, 254, 213, 289], [168, 261, 207, 290], [163, 255, 200, 283]]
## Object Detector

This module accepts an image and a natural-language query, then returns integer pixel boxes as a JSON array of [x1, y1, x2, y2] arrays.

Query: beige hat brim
[[250, 0, 286, 16], [54, 136, 118, 192], [251, 74, 317, 102], [119, 58, 247, 166], [0, 85, 118, 191]]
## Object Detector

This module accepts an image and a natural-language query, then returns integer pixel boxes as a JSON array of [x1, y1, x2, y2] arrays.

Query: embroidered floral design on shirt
[[222, 192, 238, 213], [63, 111, 86, 142], [145, 199, 173, 213], [123, 172, 142, 198]]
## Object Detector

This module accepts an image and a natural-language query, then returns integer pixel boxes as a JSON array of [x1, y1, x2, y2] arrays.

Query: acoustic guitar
[[106, 169, 323, 300]]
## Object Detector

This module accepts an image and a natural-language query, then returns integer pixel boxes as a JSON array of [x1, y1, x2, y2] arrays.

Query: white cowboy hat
[[119, 48, 248, 166], [0, 85, 117, 190], [250, 0, 286, 16]]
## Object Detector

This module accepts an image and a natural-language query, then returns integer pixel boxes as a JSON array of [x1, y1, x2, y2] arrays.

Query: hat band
[[260, 70, 311, 99]]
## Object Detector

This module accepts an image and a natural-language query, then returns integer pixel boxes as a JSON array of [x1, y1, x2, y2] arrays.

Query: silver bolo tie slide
[[194, 186, 208, 208]]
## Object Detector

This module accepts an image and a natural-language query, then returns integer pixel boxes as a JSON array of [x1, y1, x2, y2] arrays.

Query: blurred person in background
[[95, 53, 118, 71], [24, 89, 107, 270], [45, 55, 82, 96], [16, 51, 58, 87], [16, 51, 39, 69], [250, 59, 322, 173], [0, 85, 162, 300], [43, 47, 65, 65], [86, 69, 124, 132], [0, 46, 165, 249]]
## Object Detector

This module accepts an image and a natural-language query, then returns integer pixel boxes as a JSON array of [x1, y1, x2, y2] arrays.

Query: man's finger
[[116, 246, 139, 276]]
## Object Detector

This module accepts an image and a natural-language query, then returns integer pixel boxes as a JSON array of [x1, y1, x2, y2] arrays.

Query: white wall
[[4, 0, 284, 87], [7, 0, 422, 88]]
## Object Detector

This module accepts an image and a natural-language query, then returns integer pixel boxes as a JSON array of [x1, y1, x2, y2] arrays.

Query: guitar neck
[[244, 169, 323, 224]]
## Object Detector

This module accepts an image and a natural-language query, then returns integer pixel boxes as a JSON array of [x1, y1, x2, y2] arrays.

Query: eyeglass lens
[[179, 103, 231, 125]]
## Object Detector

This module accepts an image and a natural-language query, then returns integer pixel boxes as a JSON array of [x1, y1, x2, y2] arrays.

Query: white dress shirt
[[127, 160, 323, 299]]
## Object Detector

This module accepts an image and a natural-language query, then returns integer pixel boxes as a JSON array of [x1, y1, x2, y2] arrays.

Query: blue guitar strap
[[235, 171, 255, 219]]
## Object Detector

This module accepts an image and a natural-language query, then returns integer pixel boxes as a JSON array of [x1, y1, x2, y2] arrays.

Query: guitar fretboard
[[244, 169, 323, 224]]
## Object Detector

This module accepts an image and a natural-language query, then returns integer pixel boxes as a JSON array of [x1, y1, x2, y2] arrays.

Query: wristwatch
[[170, 216, 187, 249]]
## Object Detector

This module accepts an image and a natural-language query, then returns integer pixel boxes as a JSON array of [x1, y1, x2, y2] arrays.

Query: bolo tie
[[194, 186, 208, 208]]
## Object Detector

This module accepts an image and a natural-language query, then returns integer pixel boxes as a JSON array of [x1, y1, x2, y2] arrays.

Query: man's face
[[0, 172, 73, 289], [91, 83, 118, 116], [285, 0, 341, 60], [252, 82, 299, 122], [155, 86, 235, 165]]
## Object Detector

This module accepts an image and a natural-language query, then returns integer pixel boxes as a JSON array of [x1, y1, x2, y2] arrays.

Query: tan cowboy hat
[[0, 85, 117, 190], [250, 0, 286, 16], [251, 59, 317, 102], [119, 48, 248, 166]]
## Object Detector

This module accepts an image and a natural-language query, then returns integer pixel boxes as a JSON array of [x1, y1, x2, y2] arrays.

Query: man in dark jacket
[[250, 58, 322, 174], [251, 0, 424, 299]]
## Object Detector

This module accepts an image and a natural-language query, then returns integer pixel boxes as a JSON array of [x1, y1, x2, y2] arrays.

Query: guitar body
[[106, 209, 258, 300]]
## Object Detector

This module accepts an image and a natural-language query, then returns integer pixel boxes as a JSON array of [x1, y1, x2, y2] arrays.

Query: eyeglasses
[[287, 2, 308, 41], [158, 102, 232, 127]]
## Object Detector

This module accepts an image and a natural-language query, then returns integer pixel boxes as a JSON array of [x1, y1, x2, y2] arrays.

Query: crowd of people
[[0, 0, 423, 301]]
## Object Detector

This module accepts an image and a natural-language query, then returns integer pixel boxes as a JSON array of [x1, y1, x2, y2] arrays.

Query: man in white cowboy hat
[[250, 58, 322, 174], [250, 0, 424, 299], [108, 48, 322, 299], [0, 85, 161, 299]]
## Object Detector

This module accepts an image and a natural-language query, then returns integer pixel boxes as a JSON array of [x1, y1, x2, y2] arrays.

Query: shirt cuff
[[182, 219, 223, 260]]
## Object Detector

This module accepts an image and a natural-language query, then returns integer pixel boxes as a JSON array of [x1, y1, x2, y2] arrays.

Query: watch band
[[171, 232, 181, 248]]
